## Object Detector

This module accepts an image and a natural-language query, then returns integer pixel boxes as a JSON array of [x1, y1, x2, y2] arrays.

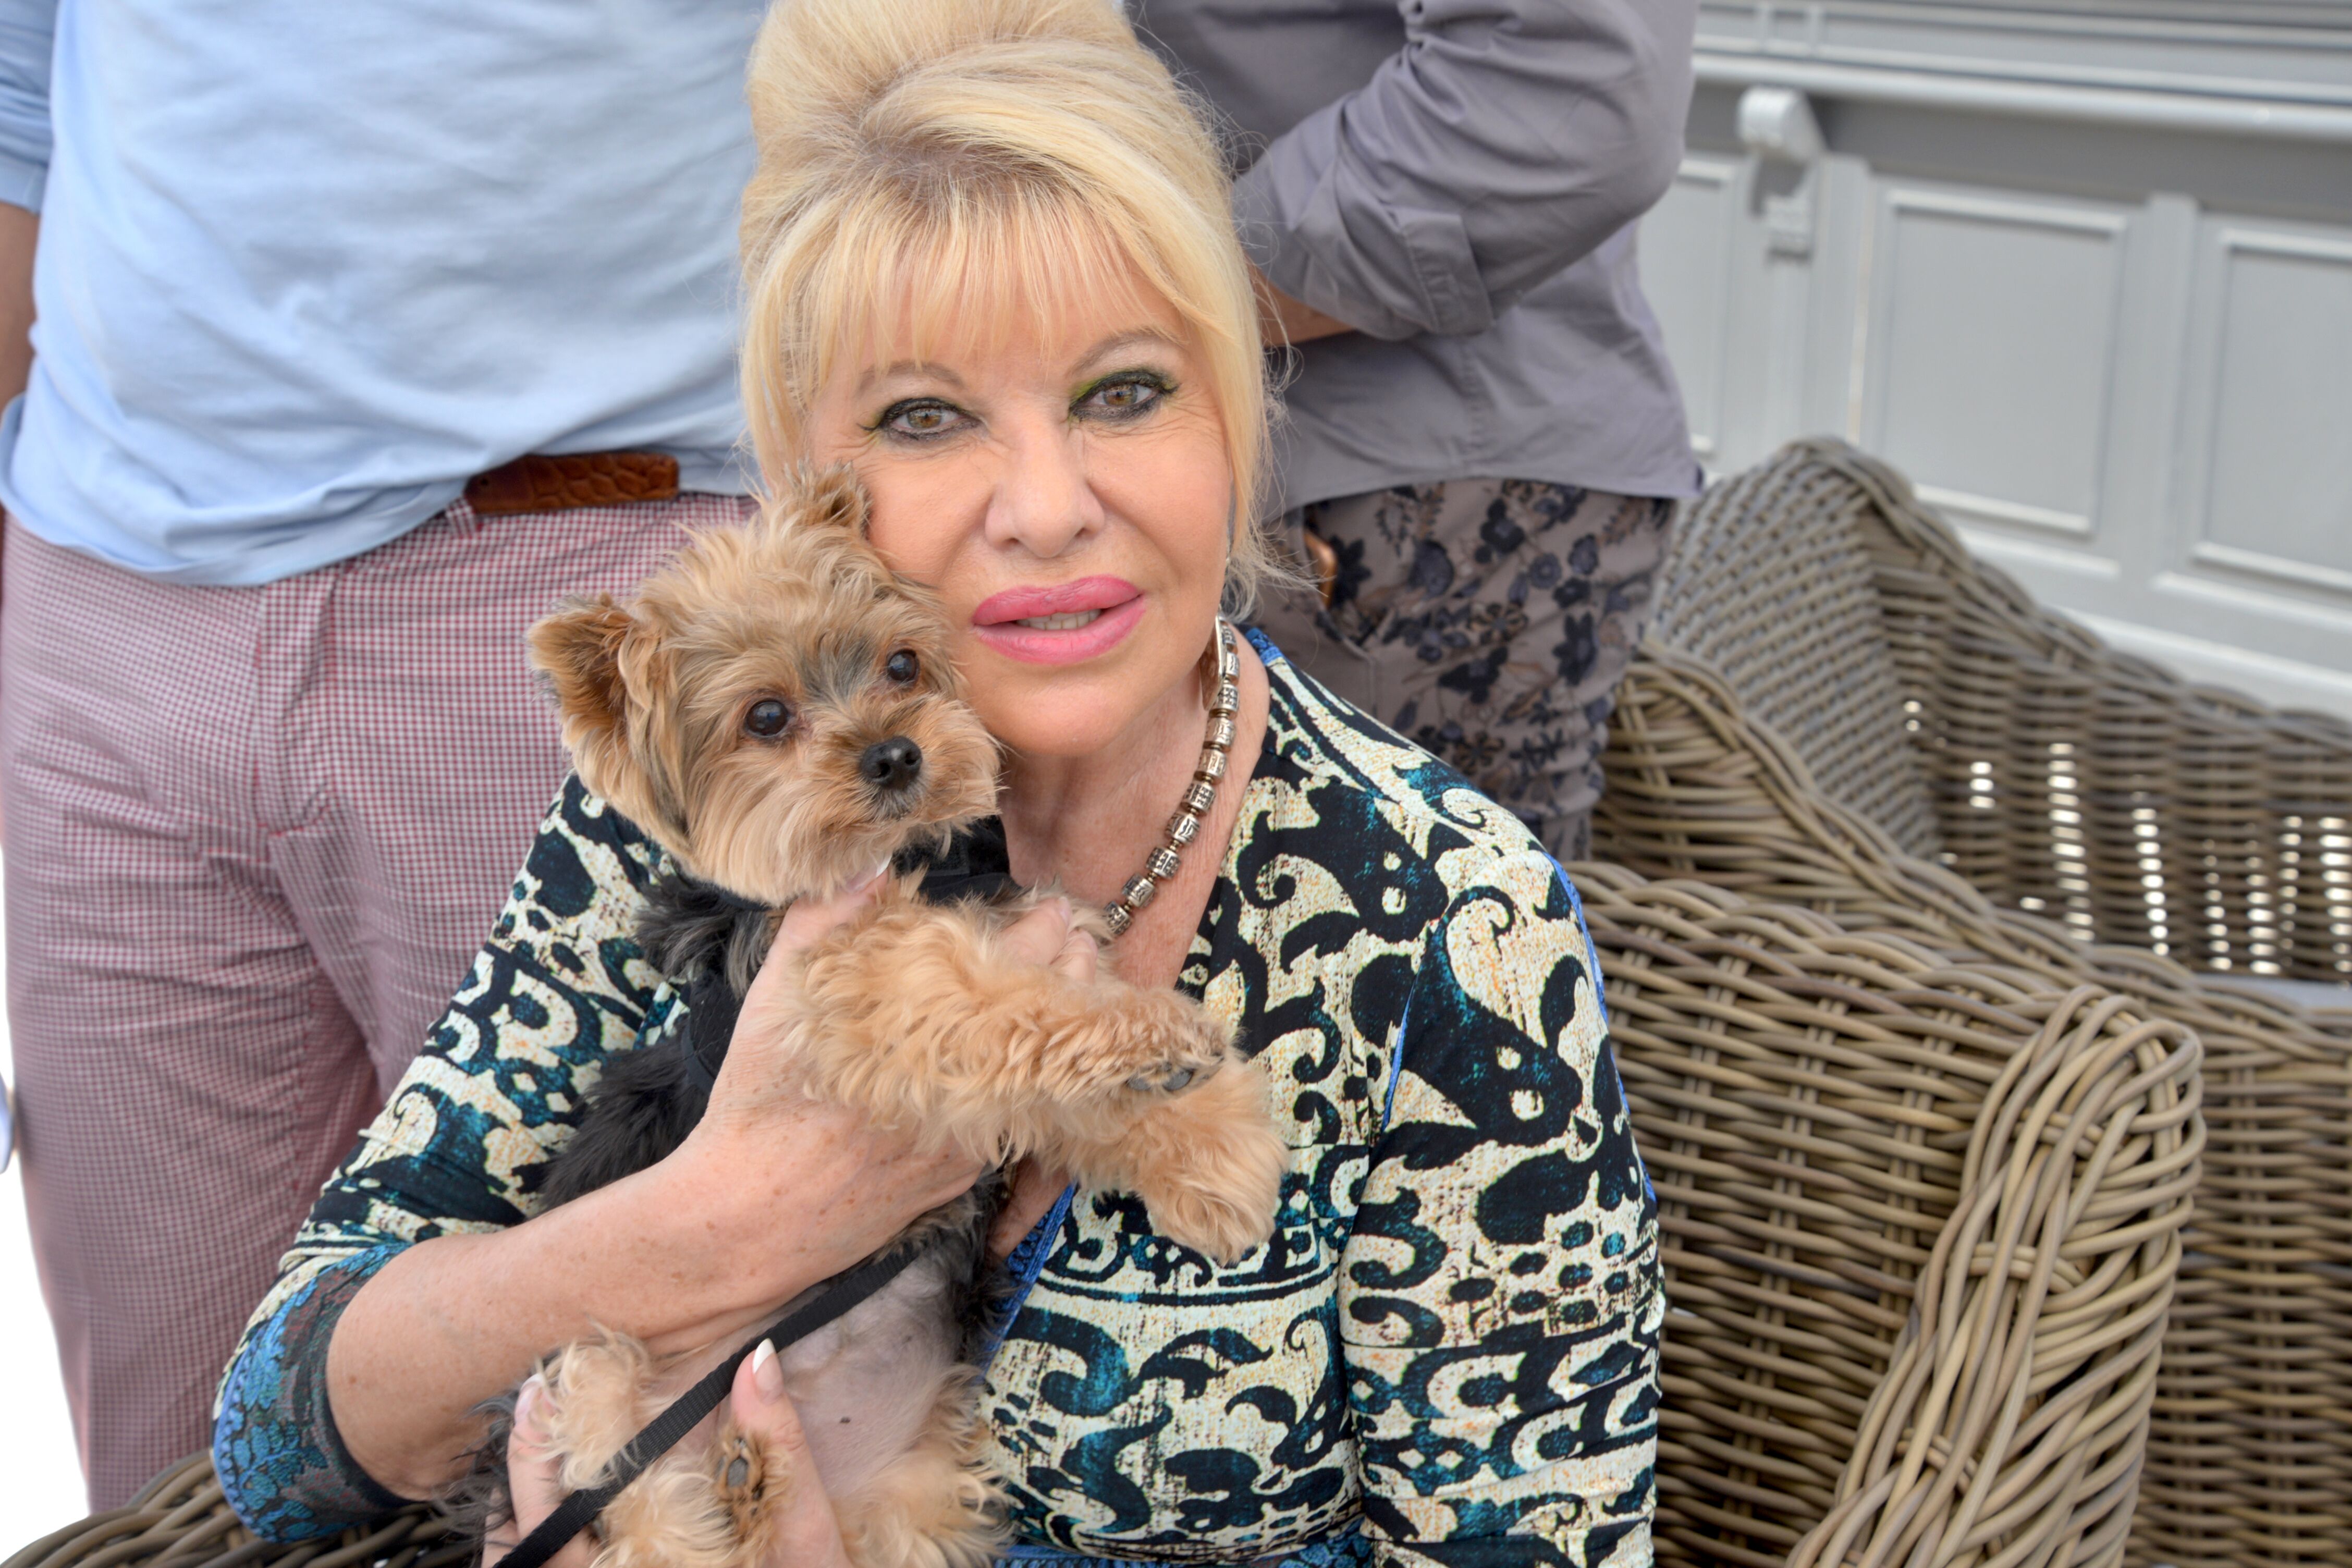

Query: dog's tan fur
[[520, 468, 1287, 1568]]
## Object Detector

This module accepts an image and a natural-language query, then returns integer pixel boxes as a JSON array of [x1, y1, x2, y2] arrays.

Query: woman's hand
[[624, 873, 985, 1349], [481, 1379, 594, 1568], [639, 876, 1096, 1343], [702, 869, 909, 1131], [990, 1157, 1073, 1263], [708, 872, 1093, 1129], [729, 1344, 855, 1568]]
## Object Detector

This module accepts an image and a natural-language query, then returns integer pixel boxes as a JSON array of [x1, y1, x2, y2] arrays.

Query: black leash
[[497, 1246, 920, 1568]]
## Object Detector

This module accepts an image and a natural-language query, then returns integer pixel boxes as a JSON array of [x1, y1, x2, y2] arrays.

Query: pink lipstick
[[971, 577, 1146, 666]]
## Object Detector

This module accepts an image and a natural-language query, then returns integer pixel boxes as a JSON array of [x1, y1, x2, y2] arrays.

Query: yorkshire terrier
[[462, 468, 1286, 1568]]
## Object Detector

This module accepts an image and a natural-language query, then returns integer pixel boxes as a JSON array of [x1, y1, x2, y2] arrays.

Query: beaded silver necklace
[[1102, 619, 1240, 937]]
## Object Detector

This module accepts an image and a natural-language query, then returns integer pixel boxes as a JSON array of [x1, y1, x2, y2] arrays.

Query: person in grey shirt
[[1140, 0, 1702, 859]]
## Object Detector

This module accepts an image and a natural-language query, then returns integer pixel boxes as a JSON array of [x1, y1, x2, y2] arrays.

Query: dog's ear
[[529, 597, 692, 850], [783, 463, 922, 607], [530, 594, 634, 733], [796, 464, 869, 534], [528, 596, 652, 806]]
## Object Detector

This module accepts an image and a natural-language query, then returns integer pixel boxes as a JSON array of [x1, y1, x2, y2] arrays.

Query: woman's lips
[[971, 577, 1146, 665]]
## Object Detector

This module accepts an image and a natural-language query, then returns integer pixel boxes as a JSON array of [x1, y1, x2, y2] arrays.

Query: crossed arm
[[1229, 0, 1697, 346]]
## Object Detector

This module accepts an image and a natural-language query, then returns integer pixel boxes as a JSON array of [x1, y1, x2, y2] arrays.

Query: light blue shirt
[[0, 0, 763, 586]]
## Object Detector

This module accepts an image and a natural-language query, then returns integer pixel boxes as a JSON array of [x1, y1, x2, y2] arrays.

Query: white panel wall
[[1641, 158, 1742, 461], [1642, 1, 2352, 720], [1864, 187, 2129, 537], [2189, 227, 2352, 581]]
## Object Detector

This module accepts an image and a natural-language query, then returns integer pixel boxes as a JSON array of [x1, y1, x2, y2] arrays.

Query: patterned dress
[[213, 635, 1664, 1568]]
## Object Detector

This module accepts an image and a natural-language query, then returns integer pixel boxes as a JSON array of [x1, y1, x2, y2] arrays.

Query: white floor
[[0, 857, 97, 1549]]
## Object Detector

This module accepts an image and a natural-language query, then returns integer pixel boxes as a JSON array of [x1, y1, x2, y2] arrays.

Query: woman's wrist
[[648, 1061, 989, 1320], [326, 1160, 823, 1499], [589, 1148, 841, 1351]]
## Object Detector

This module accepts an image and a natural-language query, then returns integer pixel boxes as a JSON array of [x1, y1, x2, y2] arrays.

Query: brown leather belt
[[464, 450, 681, 517]]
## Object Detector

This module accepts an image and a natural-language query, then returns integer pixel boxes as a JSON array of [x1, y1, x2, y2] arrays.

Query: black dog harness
[[678, 820, 1021, 1096]]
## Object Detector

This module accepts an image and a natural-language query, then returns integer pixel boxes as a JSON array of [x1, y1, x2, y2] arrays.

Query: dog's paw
[[1146, 1156, 1282, 1264], [1136, 1071, 1288, 1265], [1101, 991, 1233, 1096], [714, 1423, 791, 1549]]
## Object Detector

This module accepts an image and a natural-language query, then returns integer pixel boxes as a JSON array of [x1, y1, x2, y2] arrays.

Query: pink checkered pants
[[0, 492, 754, 1508]]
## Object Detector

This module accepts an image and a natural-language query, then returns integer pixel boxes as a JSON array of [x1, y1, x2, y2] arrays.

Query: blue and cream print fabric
[[214, 641, 1663, 1568]]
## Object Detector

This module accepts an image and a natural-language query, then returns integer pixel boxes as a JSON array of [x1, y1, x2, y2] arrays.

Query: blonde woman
[[213, 3, 1663, 1565]]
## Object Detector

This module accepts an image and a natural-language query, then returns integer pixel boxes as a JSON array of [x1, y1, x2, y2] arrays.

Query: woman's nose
[[986, 416, 1104, 557]]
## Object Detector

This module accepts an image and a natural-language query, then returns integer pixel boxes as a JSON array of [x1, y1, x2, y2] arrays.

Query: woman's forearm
[[327, 1091, 977, 1500], [325, 1155, 809, 1499]]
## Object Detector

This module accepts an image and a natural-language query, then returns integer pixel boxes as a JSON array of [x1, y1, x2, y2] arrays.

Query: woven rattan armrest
[[0, 1455, 455, 1568], [1571, 866, 2200, 1568], [1597, 640, 2351, 1568]]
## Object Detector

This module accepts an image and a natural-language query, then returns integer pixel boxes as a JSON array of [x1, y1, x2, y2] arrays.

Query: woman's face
[[806, 272, 1231, 761]]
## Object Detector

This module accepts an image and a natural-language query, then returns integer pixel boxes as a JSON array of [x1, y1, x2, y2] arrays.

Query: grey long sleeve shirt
[[1133, 0, 1702, 507]]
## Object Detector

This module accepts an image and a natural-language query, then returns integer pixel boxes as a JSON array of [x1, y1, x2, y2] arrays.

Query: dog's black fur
[[450, 824, 1021, 1545], [532, 873, 770, 1212]]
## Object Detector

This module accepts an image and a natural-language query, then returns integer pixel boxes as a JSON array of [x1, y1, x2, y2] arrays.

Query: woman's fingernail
[[847, 859, 893, 893], [751, 1339, 785, 1402], [513, 1375, 544, 1431]]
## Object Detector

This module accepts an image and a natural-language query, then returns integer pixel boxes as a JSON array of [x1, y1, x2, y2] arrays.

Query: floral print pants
[[1252, 479, 1675, 861]]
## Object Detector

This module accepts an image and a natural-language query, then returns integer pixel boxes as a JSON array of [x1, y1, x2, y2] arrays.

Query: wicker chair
[[1603, 438, 2352, 1568], [4, 867, 2200, 1568], [1645, 437, 2352, 989]]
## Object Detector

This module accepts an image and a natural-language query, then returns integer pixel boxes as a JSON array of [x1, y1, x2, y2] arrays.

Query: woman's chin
[[961, 660, 1165, 761], [982, 714, 1138, 763], [973, 687, 1156, 764]]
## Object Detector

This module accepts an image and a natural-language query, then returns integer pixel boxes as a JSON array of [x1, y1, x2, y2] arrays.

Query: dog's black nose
[[859, 736, 924, 792]]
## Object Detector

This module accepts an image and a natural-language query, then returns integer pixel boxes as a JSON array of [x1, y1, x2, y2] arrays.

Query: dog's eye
[[743, 699, 791, 738], [885, 650, 918, 684]]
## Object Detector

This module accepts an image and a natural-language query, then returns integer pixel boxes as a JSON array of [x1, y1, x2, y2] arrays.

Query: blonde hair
[[738, 0, 1279, 608]]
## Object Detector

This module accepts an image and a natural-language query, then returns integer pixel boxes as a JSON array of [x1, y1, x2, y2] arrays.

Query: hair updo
[[738, 0, 1277, 608]]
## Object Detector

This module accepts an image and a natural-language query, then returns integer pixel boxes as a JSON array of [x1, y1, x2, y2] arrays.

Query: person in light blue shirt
[[0, 2, 765, 582], [0, 0, 780, 1509]]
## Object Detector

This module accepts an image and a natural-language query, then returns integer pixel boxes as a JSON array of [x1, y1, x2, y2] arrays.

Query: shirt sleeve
[[0, 0, 53, 211], [212, 776, 682, 1541], [1234, 0, 1697, 341], [1342, 851, 1662, 1568]]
